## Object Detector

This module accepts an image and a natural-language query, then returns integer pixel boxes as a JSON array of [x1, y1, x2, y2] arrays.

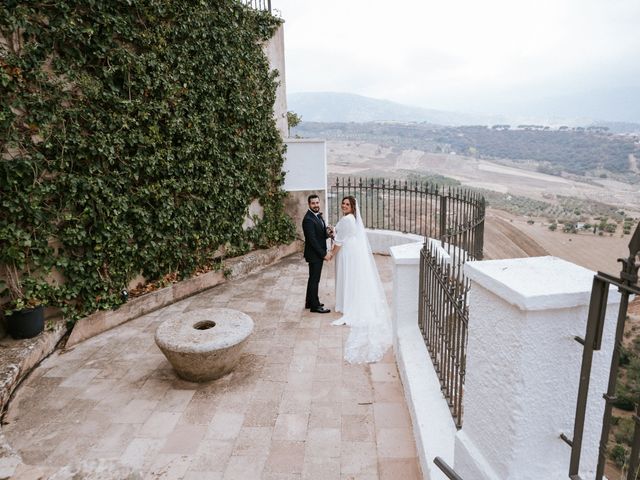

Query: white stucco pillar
[[455, 256, 620, 480]]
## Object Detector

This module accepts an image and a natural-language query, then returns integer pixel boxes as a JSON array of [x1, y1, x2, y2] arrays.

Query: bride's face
[[341, 199, 353, 215]]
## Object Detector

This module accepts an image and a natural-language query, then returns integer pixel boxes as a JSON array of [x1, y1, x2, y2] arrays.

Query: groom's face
[[308, 197, 320, 213]]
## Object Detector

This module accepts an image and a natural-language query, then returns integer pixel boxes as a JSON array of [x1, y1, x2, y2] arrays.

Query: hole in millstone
[[193, 320, 216, 330]]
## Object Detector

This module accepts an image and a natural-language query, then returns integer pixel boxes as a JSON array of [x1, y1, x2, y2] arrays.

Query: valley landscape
[[323, 139, 639, 274], [294, 115, 640, 477]]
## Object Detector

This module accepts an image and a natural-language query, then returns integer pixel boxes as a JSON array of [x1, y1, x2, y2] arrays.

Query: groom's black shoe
[[305, 303, 324, 309], [310, 306, 331, 314]]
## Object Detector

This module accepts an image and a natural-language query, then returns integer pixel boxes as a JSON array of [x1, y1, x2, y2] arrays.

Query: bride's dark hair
[[342, 196, 357, 218]]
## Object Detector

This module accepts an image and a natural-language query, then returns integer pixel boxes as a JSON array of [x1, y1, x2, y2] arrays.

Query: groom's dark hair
[[307, 194, 319, 204]]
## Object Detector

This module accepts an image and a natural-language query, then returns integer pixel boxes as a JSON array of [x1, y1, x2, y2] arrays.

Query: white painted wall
[[283, 139, 327, 192], [263, 24, 287, 138], [456, 256, 620, 480]]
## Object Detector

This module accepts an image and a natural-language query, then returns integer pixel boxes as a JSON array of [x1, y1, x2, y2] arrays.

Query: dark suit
[[302, 209, 328, 309]]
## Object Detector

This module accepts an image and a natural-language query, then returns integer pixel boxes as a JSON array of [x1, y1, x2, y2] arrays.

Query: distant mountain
[[287, 91, 640, 130], [287, 92, 507, 126], [518, 86, 640, 126]]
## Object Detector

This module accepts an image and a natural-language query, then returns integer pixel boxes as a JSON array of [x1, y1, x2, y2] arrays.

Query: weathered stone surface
[[48, 459, 142, 480], [155, 308, 254, 382], [0, 430, 21, 479], [0, 320, 66, 479], [0, 320, 66, 412]]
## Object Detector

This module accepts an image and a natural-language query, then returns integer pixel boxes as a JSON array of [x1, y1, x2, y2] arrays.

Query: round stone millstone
[[154, 307, 254, 382]]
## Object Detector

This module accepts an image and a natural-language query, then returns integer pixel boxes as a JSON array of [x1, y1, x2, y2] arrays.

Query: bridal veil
[[334, 202, 392, 363]]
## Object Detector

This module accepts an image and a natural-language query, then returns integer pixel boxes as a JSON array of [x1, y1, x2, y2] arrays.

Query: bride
[[326, 196, 392, 364]]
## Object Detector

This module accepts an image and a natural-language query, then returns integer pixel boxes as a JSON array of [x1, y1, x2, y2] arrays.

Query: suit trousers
[[305, 260, 324, 309]]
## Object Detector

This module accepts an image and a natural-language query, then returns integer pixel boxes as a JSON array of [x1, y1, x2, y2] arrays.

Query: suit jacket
[[302, 210, 328, 263]]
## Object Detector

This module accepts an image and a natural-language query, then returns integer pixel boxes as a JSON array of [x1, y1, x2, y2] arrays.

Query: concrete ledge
[[395, 325, 458, 480], [67, 240, 302, 347], [367, 229, 424, 255]]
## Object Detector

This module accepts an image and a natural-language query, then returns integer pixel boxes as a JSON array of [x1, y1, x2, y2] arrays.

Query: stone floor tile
[[136, 377, 173, 399], [342, 414, 375, 442], [207, 412, 245, 440], [184, 471, 223, 480], [375, 428, 417, 458], [263, 473, 302, 480], [120, 437, 164, 470], [313, 362, 342, 383], [373, 402, 412, 428], [372, 381, 405, 403], [232, 426, 273, 456], [272, 413, 309, 441], [302, 456, 340, 480], [316, 347, 343, 365], [261, 363, 291, 383], [305, 427, 341, 458], [309, 402, 341, 429], [223, 455, 267, 479], [58, 368, 101, 387], [90, 423, 140, 456], [190, 439, 234, 472], [146, 453, 193, 480], [369, 364, 400, 383], [43, 436, 96, 467], [254, 379, 286, 403], [264, 440, 305, 474], [243, 400, 280, 427], [155, 389, 196, 412], [179, 398, 218, 425], [78, 378, 120, 401], [113, 398, 157, 424], [378, 457, 422, 480], [340, 441, 378, 477], [289, 355, 317, 375], [311, 381, 343, 404], [161, 424, 207, 455], [138, 411, 182, 438]]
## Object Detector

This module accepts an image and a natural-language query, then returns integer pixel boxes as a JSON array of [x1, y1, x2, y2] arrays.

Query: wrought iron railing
[[242, 0, 271, 12], [562, 222, 640, 479], [329, 177, 485, 428]]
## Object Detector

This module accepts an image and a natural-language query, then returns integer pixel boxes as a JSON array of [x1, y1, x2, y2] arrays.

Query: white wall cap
[[464, 256, 621, 311], [284, 138, 325, 144], [390, 242, 424, 265]]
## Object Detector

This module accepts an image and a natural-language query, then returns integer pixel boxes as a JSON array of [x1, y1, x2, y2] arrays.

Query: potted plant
[[1, 264, 49, 339]]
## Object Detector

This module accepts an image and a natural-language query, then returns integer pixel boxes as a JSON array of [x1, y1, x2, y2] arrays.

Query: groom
[[302, 194, 331, 313]]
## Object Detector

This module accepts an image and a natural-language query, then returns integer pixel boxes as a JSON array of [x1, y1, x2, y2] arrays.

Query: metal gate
[[562, 223, 640, 479]]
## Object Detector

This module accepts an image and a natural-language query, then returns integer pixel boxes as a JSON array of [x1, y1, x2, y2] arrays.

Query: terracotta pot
[[6, 305, 45, 339]]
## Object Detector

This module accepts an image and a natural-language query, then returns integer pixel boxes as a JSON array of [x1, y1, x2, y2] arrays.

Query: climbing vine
[[0, 0, 294, 319]]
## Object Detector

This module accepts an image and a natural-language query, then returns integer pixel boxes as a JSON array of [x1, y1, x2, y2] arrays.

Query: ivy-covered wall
[[0, 0, 295, 320]]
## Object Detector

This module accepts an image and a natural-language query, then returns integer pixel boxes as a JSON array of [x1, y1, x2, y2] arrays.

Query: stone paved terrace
[[4, 254, 421, 479]]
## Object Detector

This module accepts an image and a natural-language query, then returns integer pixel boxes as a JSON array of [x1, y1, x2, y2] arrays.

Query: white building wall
[[263, 24, 288, 138]]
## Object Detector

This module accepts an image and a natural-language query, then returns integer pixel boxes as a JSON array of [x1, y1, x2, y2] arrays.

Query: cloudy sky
[[271, 0, 640, 122]]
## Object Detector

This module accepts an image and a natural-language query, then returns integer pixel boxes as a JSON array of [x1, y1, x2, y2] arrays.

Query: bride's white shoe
[[331, 319, 346, 326]]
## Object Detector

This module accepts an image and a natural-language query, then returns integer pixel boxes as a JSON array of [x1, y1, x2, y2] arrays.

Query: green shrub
[[0, 1, 295, 320]]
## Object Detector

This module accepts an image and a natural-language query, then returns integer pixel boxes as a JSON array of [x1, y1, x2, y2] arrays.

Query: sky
[[271, 0, 640, 122]]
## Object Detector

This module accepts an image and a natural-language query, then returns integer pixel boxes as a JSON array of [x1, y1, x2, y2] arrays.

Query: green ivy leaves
[[1, 0, 294, 319]]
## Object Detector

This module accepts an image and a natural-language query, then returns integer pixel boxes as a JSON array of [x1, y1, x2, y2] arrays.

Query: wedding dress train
[[332, 205, 392, 364]]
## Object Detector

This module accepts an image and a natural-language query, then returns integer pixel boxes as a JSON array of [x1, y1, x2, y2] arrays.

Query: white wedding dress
[[332, 205, 392, 364]]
